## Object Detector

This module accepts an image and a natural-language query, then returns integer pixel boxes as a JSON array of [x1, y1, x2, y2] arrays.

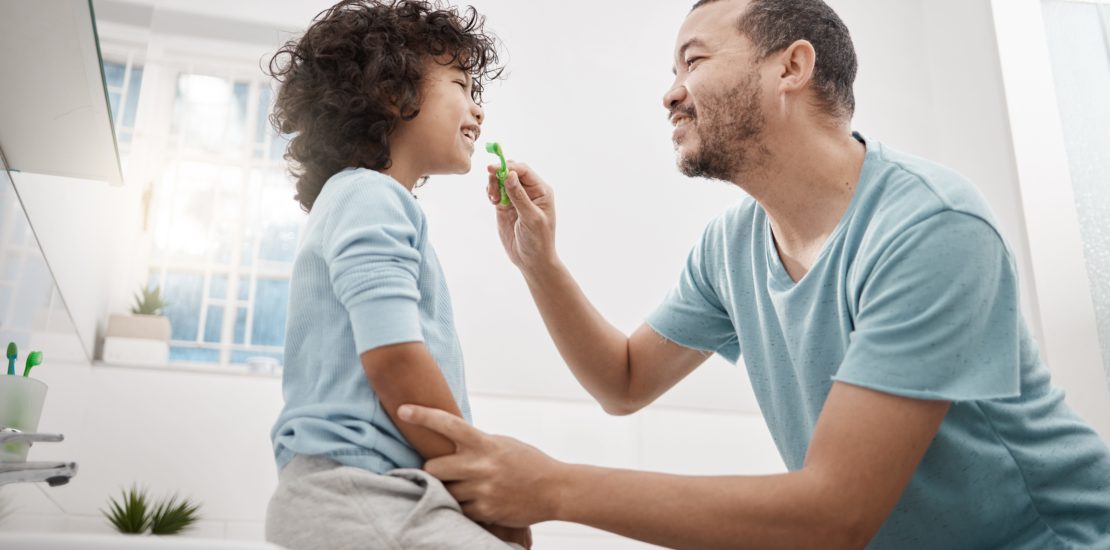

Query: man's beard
[[674, 70, 768, 181]]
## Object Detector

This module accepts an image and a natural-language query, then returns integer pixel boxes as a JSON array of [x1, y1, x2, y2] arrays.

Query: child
[[263, 1, 527, 548]]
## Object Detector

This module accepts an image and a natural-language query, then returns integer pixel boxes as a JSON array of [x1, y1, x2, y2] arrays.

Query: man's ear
[[778, 39, 817, 95]]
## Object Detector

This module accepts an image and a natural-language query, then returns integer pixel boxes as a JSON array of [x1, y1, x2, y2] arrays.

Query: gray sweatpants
[[265, 454, 525, 550]]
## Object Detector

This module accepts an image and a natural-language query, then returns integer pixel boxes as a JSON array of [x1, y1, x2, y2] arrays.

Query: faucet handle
[[0, 427, 64, 445]]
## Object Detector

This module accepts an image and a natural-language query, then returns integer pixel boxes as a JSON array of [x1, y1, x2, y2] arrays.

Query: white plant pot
[[103, 314, 171, 365], [106, 313, 171, 341]]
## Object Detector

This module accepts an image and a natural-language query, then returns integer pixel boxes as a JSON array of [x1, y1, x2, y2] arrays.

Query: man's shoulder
[[848, 140, 1014, 267], [695, 197, 760, 250], [865, 141, 998, 225]]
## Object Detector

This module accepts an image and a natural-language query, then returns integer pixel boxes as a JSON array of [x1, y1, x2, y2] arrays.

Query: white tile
[[23, 363, 284, 523], [224, 521, 265, 541], [178, 519, 227, 539], [0, 484, 65, 515], [469, 396, 639, 469], [0, 512, 68, 533], [0, 512, 114, 534], [639, 409, 786, 476]]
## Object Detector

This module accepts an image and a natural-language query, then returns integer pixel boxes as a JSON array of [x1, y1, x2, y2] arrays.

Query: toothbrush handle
[[498, 172, 510, 206]]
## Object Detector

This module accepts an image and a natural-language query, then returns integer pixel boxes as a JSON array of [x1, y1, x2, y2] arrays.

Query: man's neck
[[734, 126, 866, 280]]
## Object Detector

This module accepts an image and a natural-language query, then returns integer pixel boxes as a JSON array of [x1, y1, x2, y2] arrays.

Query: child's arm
[[362, 342, 463, 460]]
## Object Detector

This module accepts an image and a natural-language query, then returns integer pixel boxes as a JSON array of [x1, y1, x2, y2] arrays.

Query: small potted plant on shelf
[[102, 285, 171, 365], [102, 485, 202, 536]]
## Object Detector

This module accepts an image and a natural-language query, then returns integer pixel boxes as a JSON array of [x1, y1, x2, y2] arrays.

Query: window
[[1041, 0, 1110, 373], [102, 55, 300, 369], [102, 59, 144, 148]]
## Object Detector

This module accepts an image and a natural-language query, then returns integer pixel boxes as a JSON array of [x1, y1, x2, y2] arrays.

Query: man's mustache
[[668, 104, 696, 122]]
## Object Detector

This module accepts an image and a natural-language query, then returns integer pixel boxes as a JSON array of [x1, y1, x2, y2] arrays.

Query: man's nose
[[473, 102, 484, 124], [663, 83, 687, 112]]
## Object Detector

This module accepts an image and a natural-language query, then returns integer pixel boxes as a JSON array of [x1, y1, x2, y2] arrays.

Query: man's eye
[[686, 57, 703, 68]]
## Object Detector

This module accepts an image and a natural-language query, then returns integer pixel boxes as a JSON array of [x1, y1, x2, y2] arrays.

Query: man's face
[[666, 0, 769, 181]]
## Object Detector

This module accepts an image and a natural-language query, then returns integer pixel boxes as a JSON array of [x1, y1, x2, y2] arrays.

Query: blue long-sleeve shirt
[[271, 168, 471, 474]]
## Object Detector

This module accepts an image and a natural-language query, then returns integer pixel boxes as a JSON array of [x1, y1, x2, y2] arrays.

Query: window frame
[[991, 0, 1110, 431]]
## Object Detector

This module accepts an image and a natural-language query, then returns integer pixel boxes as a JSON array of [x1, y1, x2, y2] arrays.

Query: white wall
[[4, 0, 1108, 548]]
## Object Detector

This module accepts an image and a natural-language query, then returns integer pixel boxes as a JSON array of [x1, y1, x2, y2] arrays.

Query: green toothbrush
[[6, 342, 15, 375], [23, 351, 42, 378], [486, 142, 510, 206]]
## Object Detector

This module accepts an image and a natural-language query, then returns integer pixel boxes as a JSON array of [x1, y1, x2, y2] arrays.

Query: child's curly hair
[[267, 0, 502, 212]]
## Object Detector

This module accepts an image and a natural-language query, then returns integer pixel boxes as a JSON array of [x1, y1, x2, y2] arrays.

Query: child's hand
[[487, 161, 557, 272], [483, 524, 533, 548]]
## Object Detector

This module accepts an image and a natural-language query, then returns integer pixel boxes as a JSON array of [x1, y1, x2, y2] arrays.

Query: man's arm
[[489, 164, 712, 414], [366, 344, 534, 548], [361, 342, 464, 460], [403, 382, 950, 549]]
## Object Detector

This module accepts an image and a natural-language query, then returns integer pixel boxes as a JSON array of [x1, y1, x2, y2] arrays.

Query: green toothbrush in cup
[[6, 342, 15, 375], [23, 351, 42, 378]]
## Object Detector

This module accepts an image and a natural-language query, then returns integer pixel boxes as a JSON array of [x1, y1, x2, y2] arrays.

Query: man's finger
[[504, 171, 543, 219], [424, 453, 475, 482], [444, 480, 482, 502], [398, 404, 484, 448], [487, 176, 501, 204]]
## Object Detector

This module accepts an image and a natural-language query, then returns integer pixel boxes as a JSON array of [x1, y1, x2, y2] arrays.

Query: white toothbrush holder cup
[[0, 376, 48, 462]]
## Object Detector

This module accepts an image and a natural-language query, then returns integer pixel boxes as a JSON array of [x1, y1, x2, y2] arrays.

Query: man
[[398, 0, 1110, 547]]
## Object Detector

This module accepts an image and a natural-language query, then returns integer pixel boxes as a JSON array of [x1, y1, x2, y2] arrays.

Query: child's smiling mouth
[[461, 125, 481, 147]]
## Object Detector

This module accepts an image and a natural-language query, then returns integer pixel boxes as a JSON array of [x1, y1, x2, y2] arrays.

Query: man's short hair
[[692, 0, 857, 119]]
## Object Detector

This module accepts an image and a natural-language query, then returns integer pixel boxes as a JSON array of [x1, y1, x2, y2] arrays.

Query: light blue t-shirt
[[271, 168, 471, 475], [647, 135, 1110, 548]]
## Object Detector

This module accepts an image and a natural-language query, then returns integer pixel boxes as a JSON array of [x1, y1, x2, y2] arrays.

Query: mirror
[[0, 153, 88, 365], [0, 0, 124, 362]]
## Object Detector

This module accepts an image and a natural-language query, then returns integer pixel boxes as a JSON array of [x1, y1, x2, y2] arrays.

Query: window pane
[[256, 84, 272, 144], [234, 306, 248, 344], [160, 271, 203, 341], [209, 274, 227, 299], [108, 91, 122, 125], [238, 276, 250, 301], [123, 65, 144, 128], [170, 347, 219, 363], [103, 61, 126, 88], [203, 305, 223, 343], [259, 222, 298, 264], [172, 74, 248, 155], [1043, 0, 1110, 373], [252, 278, 289, 346]]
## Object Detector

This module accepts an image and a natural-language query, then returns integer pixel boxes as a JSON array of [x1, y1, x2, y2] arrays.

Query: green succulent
[[102, 486, 201, 536], [149, 494, 202, 535], [131, 285, 167, 316], [102, 485, 152, 534]]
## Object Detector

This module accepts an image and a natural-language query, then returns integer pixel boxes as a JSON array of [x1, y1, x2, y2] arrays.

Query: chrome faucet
[[0, 427, 77, 487]]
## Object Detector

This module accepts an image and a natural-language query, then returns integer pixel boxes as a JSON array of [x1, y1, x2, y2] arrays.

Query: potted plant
[[102, 285, 172, 365], [102, 485, 201, 536]]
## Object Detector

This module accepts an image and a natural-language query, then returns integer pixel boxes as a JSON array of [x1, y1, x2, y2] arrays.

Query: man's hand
[[398, 404, 564, 527], [487, 161, 557, 272]]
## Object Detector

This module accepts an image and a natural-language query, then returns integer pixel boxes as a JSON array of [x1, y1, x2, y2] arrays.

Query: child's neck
[[381, 165, 420, 192]]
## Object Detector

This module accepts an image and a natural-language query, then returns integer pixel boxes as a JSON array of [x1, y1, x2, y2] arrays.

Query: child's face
[[391, 58, 485, 178]]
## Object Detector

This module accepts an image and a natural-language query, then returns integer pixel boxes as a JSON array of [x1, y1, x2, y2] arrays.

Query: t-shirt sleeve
[[320, 178, 424, 354], [833, 210, 1021, 401], [646, 225, 741, 363]]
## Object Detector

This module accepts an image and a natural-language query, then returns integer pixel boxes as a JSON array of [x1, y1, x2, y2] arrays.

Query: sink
[[0, 533, 286, 549]]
